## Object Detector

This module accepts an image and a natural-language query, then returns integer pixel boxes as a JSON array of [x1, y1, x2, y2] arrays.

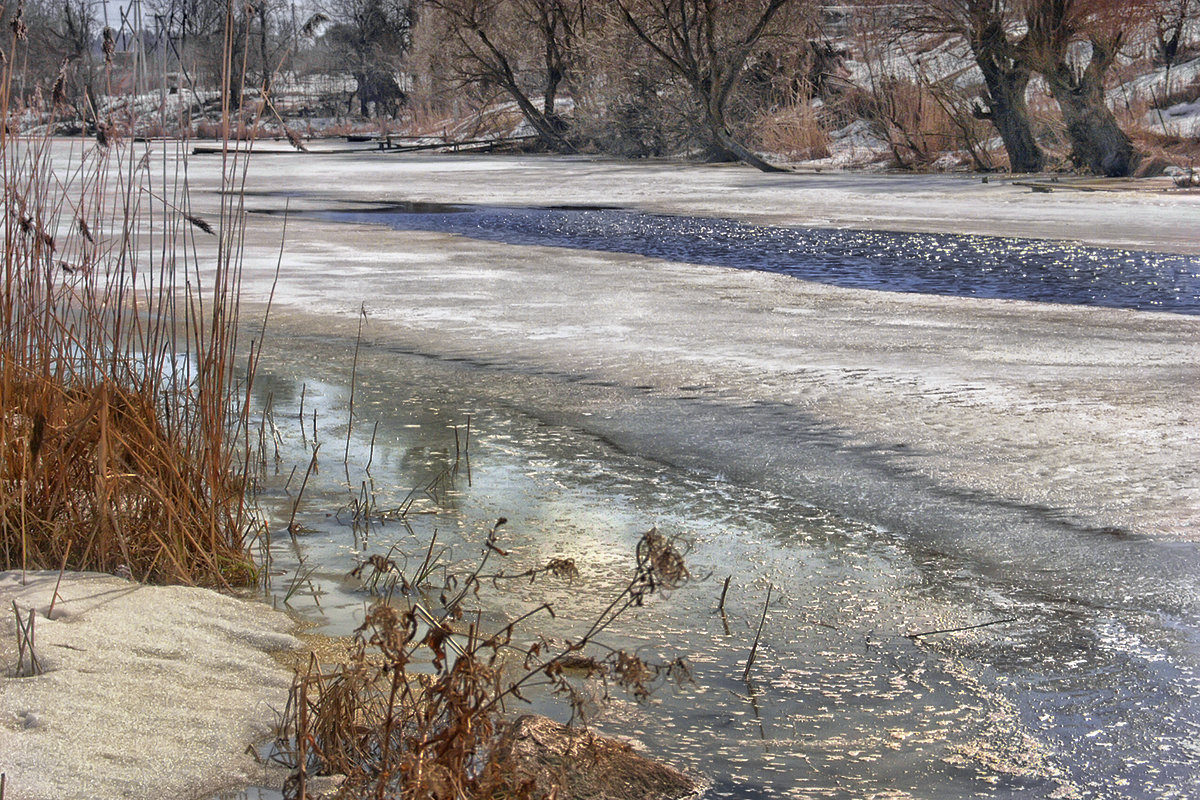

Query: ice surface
[[175, 151, 1200, 545]]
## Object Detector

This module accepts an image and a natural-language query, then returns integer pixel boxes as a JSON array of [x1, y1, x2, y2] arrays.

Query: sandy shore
[[0, 572, 300, 800]]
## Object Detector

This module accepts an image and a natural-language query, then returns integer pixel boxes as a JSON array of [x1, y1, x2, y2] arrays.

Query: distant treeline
[[3, 0, 1198, 174]]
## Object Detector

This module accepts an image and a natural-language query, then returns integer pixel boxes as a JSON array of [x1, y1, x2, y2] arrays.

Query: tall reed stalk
[[0, 10, 262, 586]]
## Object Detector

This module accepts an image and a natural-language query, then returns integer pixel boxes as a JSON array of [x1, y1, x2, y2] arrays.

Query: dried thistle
[[102, 27, 116, 65], [278, 525, 691, 799], [610, 649, 654, 701], [635, 526, 689, 598], [10, 2, 26, 40], [553, 653, 605, 677], [349, 552, 409, 594], [51, 58, 69, 107], [284, 127, 308, 152], [349, 553, 399, 579], [14, 212, 52, 249], [545, 557, 579, 580], [184, 213, 216, 235], [77, 216, 94, 244]]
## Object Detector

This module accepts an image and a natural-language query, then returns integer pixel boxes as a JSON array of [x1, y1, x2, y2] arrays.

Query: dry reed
[[752, 96, 831, 162], [0, 5, 264, 586]]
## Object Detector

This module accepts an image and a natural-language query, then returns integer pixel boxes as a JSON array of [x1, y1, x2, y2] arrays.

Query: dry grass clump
[[752, 99, 832, 162], [277, 527, 692, 799], [860, 76, 980, 170], [2, 373, 256, 584], [1, 27, 260, 585]]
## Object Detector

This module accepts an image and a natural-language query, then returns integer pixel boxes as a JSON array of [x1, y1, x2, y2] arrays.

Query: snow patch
[[0, 571, 301, 800]]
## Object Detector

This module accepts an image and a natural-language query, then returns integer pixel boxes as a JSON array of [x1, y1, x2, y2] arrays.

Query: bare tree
[[612, 0, 801, 172], [142, 0, 231, 96], [1152, 0, 1198, 66], [240, 0, 294, 95], [566, 11, 693, 156], [1024, 0, 1149, 176], [425, 0, 586, 150], [24, 0, 103, 113], [902, 0, 1045, 172], [325, 0, 413, 117]]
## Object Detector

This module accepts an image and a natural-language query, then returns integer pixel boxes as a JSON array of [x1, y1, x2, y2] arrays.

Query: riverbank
[[0, 571, 300, 800]]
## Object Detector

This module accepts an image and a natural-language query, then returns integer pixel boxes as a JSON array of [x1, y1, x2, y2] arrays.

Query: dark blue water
[[321, 204, 1200, 314]]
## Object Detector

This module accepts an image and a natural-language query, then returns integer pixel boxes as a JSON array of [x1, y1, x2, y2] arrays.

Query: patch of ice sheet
[[0, 571, 301, 800]]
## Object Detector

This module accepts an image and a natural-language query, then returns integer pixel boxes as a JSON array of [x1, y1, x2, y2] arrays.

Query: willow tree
[[905, 0, 1045, 172], [425, 0, 587, 151], [1024, 0, 1146, 176], [612, 0, 801, 172]]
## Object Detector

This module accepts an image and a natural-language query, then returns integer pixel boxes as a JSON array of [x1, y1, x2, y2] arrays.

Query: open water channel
[[239, 203, 1200, 799], [318, 203, 1200, 314]]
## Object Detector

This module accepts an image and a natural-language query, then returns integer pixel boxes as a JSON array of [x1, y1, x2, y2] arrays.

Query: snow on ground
[[1120, 54, 1200, 103], [1148, 93, 1200, 139], [0, 571, 301, 800], [807, 118, 890, 168]]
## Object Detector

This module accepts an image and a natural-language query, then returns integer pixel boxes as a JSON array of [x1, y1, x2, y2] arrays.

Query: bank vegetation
[[2, 0, 1199, 175]]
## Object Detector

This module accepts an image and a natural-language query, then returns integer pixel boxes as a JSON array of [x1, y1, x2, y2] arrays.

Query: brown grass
[[865, 76, 975, 170], [1115, 79, 1200, 169], [1, 13, 262, 586], [752, 97, 831, 162], [277, 527, 691, 799]]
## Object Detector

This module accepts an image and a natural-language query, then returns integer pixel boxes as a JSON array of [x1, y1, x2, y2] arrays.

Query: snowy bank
[[0, 571, 301, 800]]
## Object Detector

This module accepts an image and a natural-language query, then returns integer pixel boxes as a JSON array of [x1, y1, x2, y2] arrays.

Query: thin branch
[[905, 617, 1017, 639]]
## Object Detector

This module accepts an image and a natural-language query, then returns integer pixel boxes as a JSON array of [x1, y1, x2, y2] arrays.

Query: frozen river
[[185, 151, 1200, 798], [320, 203, 1200, 313]]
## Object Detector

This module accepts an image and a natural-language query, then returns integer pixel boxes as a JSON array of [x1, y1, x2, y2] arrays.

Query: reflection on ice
[[244, 340, 1200, 800]]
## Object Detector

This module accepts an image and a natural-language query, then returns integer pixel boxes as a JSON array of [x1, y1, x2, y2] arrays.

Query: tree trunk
[[472, 27, 575, 153], [1022, 0, 1140, 178], [703, 103, 787, 173], [258, 6, 271, 94], [541, 65, 568, 136], [973, 57, 1044, 172], [615, 0, 792, 173], [712, 126, 787, 173], [354, 71, 370, 117], [505, 79, 574, 151], [1044, 57, 1138, 177], [962, 8, 1045, 173]]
